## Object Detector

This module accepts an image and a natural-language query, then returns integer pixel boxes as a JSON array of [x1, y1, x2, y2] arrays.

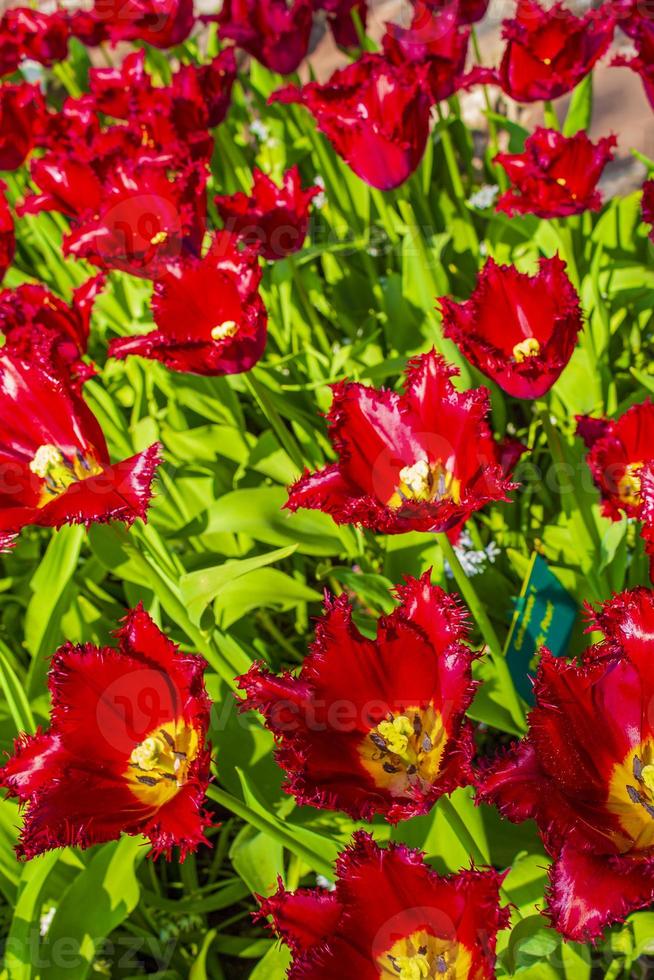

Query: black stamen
[[422, 734, 433, 753], [370, 733, 387, 751], [383, 762, 400, 774], [159, 729, 176, 749], [413, 715, 423, 736], [634, 756, 644, 781], [136, 775, 160, 786]]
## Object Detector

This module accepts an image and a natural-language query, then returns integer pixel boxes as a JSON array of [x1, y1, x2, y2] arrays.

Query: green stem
[[543, 100, 559, 130], [439, 796, 521, 916], [287, 255, 331, 356], [436, 533, 526, 732], [435, 107, 479, 254], [470, 29, 507, 191], [244, 372, 306, 473]]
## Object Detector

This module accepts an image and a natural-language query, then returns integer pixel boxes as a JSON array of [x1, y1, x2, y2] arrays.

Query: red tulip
[[0, 183, 14, 284], [259, 832, 509, 979], [383, 0, 470, 103], [437, 257, 583, 399], [0, 8, 69, 77], [215, 167, 320, 260], [613, 22, 654, 108], [0, 83, 46, 172], [479, 587, 654, 940], [495, 128, 617, 219], [108, 232, 267, 376], [69, 0, 194, 49], [0, 277, 104, 387], [0, 345, 161, 551], [485, 0, 615, 102], [286, 351, 521, 534], [1, 605, 212, 859], [315, 0, 368, 47], [271, 54, 433, 190], [426, 0, 490, 25], [214, 0, 313, 74], [238, 572, 477, 821]]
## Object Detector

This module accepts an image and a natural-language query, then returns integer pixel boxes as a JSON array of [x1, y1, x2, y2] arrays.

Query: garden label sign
[[505, 553, 578, 703]]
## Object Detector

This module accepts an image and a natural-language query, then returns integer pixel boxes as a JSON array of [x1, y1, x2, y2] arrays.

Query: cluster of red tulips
[[3, 0, 654, 975]]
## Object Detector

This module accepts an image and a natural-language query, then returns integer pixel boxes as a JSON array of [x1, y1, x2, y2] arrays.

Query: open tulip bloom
[[286, 351, 521, 534], [108, 231, 267, 376], [438, 256, 583, 399], [1, 606, 212, 859], [238, 572, 477, 821], [495, 128, 617, 219], [0, 343, 161, 550], [479, 587, 654, 940], [259, 832, 509, 979]]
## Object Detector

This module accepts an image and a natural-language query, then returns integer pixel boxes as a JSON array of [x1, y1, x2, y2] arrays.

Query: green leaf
[[180, 545, 298, 625], [248, 944, 292, 978], [562, 74, 593, 136], [41, 837, 145, 980], [5, 852, 60, 980]]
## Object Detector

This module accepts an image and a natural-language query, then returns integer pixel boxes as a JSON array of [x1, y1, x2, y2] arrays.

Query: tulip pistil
[[617, 462, 643, 507], [512, 337, 541, 362], [380, 932, 468, 979], [127, 720, 199, 806], [389, 459, 461, 509], [361, 706, 447, 797], [210, 320, 239, 341], [30, 444, 102, 505]]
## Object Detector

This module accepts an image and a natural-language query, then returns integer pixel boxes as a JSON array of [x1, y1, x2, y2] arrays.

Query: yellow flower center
[[29, 444, 102, 507], [378, 931, 471, 979], [127, 719, 199, 809], [542, 56, 552, 65], [388, 460, 461, 509], [150, 230, 168, 246], [359, 707, 447, 799], [512, 337, 541, 363], [617, 462, 643, 507], [607, 739, 654, 853], [210, 320, 239, 342]]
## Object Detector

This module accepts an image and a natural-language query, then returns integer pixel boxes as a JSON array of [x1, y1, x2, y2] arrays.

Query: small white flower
[[444, 530, 500, 578], [467, 184, 499, 210], [316, 874, 336, 891], [250, 119, 271, 143], [313, 175, 327, 210], [40, 905, 56, 937]]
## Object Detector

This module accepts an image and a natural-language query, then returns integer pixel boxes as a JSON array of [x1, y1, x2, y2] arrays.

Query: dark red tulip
[[286, 351, 521, 534], [108, 232, 267, 376], [426, 0, 490, 25], [479, 588, 654, 940], [260, 832, 509, 979], [315, 0, 368, 48], [0, 84, 46, 172], [496, 128, 617, 218], [486, 0, 615, 102], [0, 277, 104, 387], [172, 48, 238, 128], [214, 0, 313, 74], [643, 178, 654, 239], [20, 153, 208, 280], [0, 7, 69, 77], [383, 0, 470, 103], [0, 344, 161, 551], [613, 22, 654, 107], [437, 257, 583, 399], [238, 572, 477, 821], [215, 166, 320, 260], [1, 605, 212, 859], [271, 54, 433, 190], [0, 184, 13, 284], [69, 0, 194, 49]]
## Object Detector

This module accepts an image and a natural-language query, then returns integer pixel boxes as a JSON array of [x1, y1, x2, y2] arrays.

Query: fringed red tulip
[[495, 128, 617, 219], [1, 605, 212, 859], [0, 277, 104, 387], [271, 55, 433, 191], [238, 572, 477, 821], [214, 0, 313, 74], [383, 1, 471, 103], [0, 84, 46, 172], [69, 0, 194, 49], [259, 832, 509, 978], [215, 167, 320, 260], [0, 344, 161, 550], [478, 587, 654, 940], [426, 0, 490, 25], [437, 257, 583, 399], [484, 0, 615, 102], [108, 232, 267, 376], [0, 7, 69, 77], [286, 352, 520, 533]]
